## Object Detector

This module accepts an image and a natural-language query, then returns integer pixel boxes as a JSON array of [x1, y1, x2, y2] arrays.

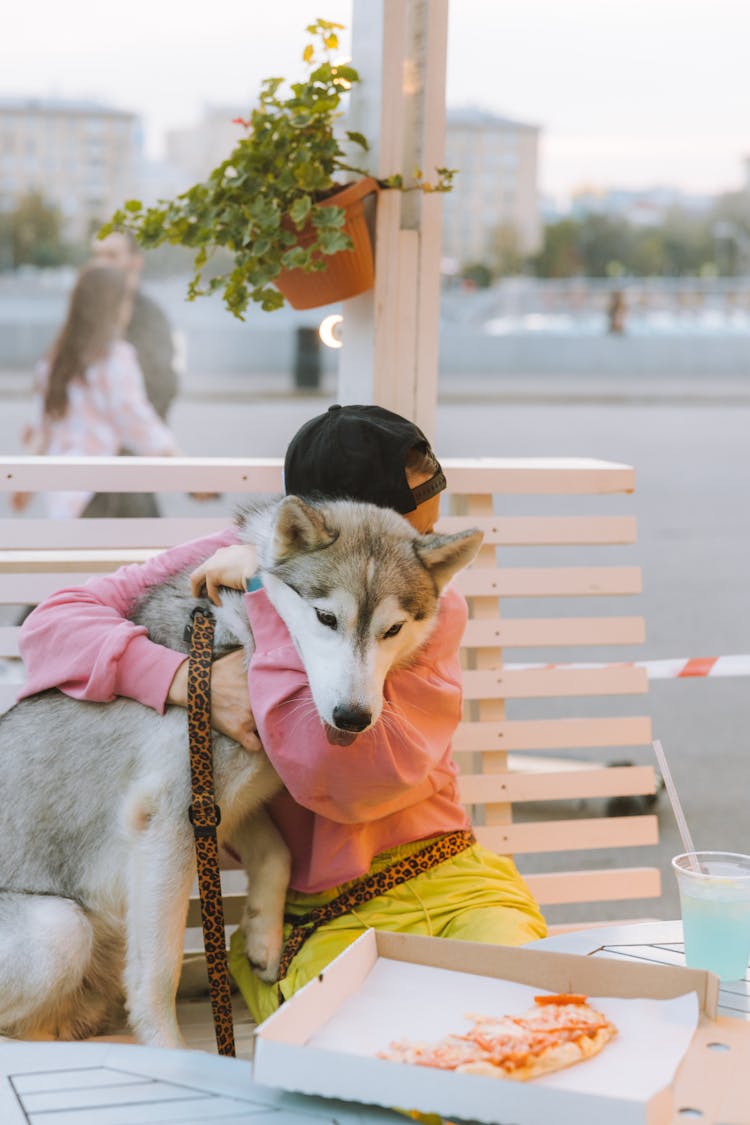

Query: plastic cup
[[672, 852, 750, 980]]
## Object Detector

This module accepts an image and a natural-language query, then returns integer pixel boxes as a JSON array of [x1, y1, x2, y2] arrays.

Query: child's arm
[[19, 528, 239, 710], [190, 544, 259, 605]]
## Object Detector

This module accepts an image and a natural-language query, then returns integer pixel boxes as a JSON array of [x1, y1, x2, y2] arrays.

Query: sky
[[2, 0, 749, 203]]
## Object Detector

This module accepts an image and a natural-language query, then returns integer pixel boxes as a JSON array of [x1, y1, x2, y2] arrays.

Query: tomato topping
[[533, 993, 588, 1006]]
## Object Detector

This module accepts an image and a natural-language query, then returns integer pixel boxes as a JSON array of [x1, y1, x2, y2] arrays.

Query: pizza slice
[[379, 994, 617, 1082]]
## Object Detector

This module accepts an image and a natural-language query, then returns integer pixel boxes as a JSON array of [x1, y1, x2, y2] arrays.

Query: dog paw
[[242, 910, 282, 983]]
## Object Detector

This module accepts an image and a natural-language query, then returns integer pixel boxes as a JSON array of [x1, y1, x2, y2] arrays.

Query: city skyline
[[2, 1, 749, 203]]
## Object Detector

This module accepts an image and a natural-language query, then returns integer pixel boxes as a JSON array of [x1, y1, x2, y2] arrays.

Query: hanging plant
[[101, 19, 455, 318]]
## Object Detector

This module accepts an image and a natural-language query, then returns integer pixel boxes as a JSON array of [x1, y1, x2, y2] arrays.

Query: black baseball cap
[[283, 404, 446, 514]]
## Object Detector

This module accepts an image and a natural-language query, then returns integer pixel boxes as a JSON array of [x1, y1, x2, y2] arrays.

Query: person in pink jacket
[[18, 404, 545, 1023]]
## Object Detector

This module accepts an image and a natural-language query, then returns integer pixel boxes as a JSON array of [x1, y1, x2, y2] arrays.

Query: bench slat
[[458, 765, 656, 804], [0, 455, 636, 495], [0, 515, 639, 549], [524, 866, 662, 905], [0, 456, 285, 492], [462, 665, 648, 700], [442, 459, 636, 494], [193, 865, 663, 923], [0, 549, 160, 572], [453, 716, 653, 752], [456, 566, 642, 597], [0, 518, 230, 550], [436, 515, 638, 546], [462, 616, 646, 648], [0, 616, 647, 653], [0, 558, 643, 599], [0, 567, 646, 605], [475, 814, 659, 854]]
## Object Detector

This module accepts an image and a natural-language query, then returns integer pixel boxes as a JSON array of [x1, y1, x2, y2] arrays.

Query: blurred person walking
[[91, 229, 180, 424], [11, 265, 180, 519], [607, 289, 627, 335]]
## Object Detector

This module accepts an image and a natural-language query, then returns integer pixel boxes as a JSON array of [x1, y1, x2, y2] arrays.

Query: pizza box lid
[[252, 930, 726, 1125]]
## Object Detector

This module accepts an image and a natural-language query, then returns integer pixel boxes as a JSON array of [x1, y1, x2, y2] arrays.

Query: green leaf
[[312, 204, 345, 230], [317, 229, 352, 255], [289, 196, 312, 227], [280, 245, 309, 270], [335, 65, 360, 84], [345, 130, 369, 151]]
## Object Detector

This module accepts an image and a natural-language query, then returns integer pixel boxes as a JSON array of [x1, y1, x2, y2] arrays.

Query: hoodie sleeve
[[18, 528, 239, 712], [245, 586, 467, 824]]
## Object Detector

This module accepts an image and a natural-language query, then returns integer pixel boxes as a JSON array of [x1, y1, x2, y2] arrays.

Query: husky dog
[[0, 496, 482, 1048]]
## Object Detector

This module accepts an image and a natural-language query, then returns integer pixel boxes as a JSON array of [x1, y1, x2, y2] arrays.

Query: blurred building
[[165, 106, 246, 188], [570, 185, 714, 225], [0, 97, 140, 242], [442, 108, 541, 271]]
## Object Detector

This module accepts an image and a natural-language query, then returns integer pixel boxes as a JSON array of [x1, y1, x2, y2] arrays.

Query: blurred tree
[[532, 209, 726, 279], [531, 219, 584, 277], [490, 222, 525, 278], [658, 208, 714, 275], [711, 192, 750, 275], [0, 211, 13, 270], [460, 262, 493, 288], [629, 228, 666, 276], [712, 189, 750, 232], [6, 192, 69, 268], [577, 214, 632, 277]]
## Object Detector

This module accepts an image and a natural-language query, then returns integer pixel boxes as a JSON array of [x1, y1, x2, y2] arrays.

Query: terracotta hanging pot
[[274, 177, 380, 310]]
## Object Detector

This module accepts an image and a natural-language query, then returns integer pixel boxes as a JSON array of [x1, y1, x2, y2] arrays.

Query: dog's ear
[[414, 528, 484, 590], [272, 496, 338, 560]]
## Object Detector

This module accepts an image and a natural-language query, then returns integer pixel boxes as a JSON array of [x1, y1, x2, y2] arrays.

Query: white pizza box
[[252, 929, 720, 1125]]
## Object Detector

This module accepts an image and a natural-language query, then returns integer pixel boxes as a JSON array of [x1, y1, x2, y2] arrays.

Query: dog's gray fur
[[0, 496, 482, 1047]]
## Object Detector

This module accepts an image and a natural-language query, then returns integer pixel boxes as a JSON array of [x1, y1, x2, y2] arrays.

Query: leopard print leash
[[187, 605, 236, 1057], [277, 829, 476, 981]]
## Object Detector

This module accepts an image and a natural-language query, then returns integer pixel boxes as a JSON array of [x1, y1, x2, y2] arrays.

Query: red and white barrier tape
[[505, 655, 750, 679]]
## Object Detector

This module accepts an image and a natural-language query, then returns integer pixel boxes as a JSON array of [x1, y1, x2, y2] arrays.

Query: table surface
[[534, 918, 750, 1021], [0, 920, 747, 1124]]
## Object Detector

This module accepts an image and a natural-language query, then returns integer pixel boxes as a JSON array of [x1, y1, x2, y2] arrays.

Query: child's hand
[[190, 544, 259, 605], [167, 650, 261, 752]]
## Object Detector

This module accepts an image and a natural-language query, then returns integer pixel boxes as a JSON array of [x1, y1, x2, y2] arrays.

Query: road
[[2, 368, 749, 924]]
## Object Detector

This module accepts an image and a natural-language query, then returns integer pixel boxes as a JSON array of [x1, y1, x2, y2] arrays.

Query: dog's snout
[[332, 705, 372, 733]]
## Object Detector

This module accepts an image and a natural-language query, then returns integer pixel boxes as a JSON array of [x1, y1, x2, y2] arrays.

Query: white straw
[[652, 739, 700, 871]]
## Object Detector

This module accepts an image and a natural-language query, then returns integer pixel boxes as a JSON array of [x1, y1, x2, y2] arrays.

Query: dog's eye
[[315, 608, 337, 630], [383, 622, 404, 639]]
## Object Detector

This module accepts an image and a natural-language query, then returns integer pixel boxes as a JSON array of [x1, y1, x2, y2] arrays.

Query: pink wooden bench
[[0, 454, 659, 972]]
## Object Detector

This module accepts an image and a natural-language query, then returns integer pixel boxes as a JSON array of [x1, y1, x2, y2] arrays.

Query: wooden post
[[338, 0, 448, 437]]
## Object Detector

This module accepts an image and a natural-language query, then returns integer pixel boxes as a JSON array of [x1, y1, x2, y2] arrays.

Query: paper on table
[[307, 959, 698, 1100]]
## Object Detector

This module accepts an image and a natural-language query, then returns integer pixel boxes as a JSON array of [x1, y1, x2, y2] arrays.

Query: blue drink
[[673, 852, 750, 980]]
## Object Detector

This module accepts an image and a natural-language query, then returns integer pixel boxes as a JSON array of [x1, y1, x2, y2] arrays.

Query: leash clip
[[184, 603, 215, 644]]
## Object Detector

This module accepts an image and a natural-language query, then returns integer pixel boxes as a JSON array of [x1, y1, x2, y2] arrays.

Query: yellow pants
[[229, 837, 547, 1024]]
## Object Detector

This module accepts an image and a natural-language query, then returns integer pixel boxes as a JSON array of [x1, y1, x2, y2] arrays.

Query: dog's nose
[[332, 705, 372, 733]]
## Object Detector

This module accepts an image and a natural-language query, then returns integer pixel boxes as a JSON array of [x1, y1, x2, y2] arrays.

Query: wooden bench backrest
[[0, 456, 659, 918]]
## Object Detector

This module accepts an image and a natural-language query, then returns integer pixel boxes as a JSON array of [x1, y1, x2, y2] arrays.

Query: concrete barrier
[[2, 275, 749, 378]]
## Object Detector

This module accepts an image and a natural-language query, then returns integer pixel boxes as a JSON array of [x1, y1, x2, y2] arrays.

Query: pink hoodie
[[18, 528, 470, 892]]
